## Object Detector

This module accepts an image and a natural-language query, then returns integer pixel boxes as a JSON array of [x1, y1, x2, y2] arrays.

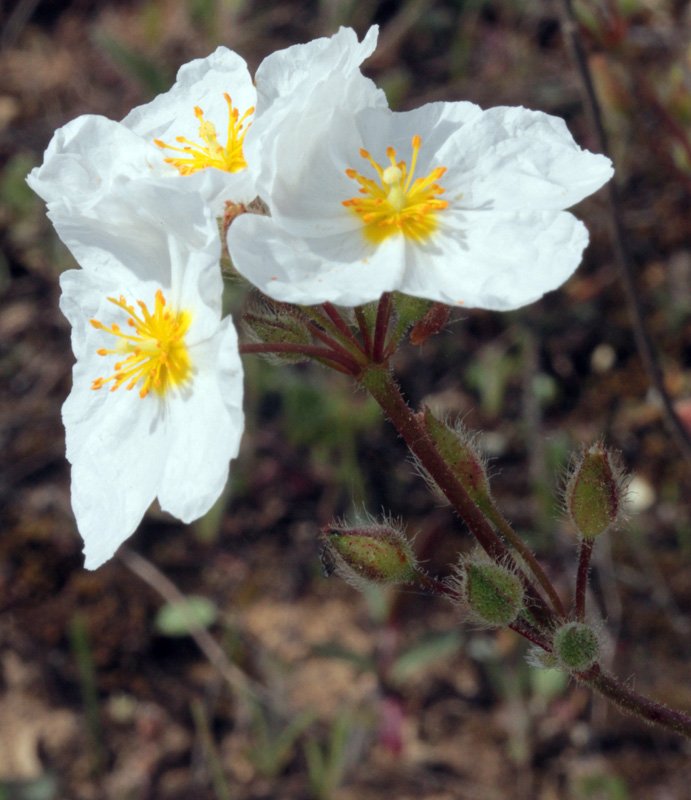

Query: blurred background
[[1, 1, 691, 798]]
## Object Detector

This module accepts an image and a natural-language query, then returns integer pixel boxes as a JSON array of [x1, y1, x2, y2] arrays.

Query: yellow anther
[[90, 290, 192, 399], [155, 93, 254, 175], [343, 135, 448, 244]]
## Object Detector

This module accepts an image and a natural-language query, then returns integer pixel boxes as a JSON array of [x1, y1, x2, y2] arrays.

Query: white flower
[[28, 47, 256, 218], [227, 95, 614, 310], [58, 182, 244, 569]]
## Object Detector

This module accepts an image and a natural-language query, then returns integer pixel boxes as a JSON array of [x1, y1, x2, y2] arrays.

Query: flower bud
[[243, 294, 312, 364], [320, 519, 418, 589], [423, 409, 493, 514], [409, 302, 450, 346], [565, 443, 624, 540], [552, 621, 600, 672], [453, 554, 524, 627]]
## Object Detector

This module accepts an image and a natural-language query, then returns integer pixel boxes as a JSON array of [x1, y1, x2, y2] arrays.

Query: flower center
[[90, 290, 192, 399], [154, 93, 254, 175], [342, 135, 448, 244]]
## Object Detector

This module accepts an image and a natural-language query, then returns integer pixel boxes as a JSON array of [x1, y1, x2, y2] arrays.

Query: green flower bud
[[423, 409, 492, 513], [321, 519, 417, 589], [243, 294, 312, 364], [455, 555, 524, 627], [553, 621, 600, 672], [392, 293, 432, 331], [566, 443, 624, 540]]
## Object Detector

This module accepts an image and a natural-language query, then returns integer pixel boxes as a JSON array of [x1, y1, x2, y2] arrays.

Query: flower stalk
[[239, 342, 360, 374], [575, 538, 594, 621], [355, 358, 691, 739], [577, 664, 691, 739], [358, 364, 556, 629]]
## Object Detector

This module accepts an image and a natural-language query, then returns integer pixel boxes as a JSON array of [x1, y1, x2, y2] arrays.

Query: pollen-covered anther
[[154, 93, 254, 175], [343, 135, 448, 244], [90, 289, 192, 399]]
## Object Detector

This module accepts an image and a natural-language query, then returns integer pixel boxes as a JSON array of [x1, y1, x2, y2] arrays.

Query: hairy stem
[[360, 365, 556, 629], [578, 664, 691, 739], [354, 306, 374, 355], [240, 342, 360, 374], [575, 538, 594, 621], [322, 302, 362, 347], [299, 305, 368, 364], [373, 292, 393, 363], [482, 504, 566, 619]]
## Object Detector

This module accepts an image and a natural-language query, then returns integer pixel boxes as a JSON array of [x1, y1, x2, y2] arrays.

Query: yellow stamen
[[342, 135, 448, 244], [154, 93, 254, 175], [90, 290, 192, 399]]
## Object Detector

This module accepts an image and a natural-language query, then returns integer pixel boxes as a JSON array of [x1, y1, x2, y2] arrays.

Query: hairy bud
[[409, 302, 450, 345], [423, 409, 493, 513], [320, 519, 418, 589], [565, 443, 624, 540], [243, 294, 312, 364], [392, 293, 432, 331], [552, 621, 600, 672], [452, 553, 524, 627]]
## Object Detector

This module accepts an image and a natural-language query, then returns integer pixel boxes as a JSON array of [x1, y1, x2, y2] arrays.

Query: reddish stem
[[322, 302, 363, 349], [575, 538, 594, 621], [302, 317, 369, 369], [240, 342, 359, 374], [578, 664, 691, 739], [355, 307, 374, 356], [360, 366, 555, 628], [373, 293, 393, 363], [414, 571, 552, 651], [510, 618, 552, 651]]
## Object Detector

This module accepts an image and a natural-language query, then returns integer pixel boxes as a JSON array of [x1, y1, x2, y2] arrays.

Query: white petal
[[27, 115, 162, 213], [157, 317, 244, 521], [122, 47, 255, 144], [353, 102, 483, 178], [120, 47, 257, 207], [248, 27, 385, 202], [255, 100, 481, 242], [399, 209, 589, 310], [228, 213, 405, 306], [438, 105, 613, 210], [254, 26, 379, 112], [53, 183, 222, 340], [63, 368, 166, 570], [167, 167, 257, 214]]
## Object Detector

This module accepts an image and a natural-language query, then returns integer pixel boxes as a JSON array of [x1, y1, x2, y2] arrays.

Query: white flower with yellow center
[[58, 183, 244, 569], [228, 99, 614, 309], [28, 46, 256, 217]]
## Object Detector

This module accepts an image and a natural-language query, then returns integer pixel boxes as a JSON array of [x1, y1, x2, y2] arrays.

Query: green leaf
[[390, 631, 463, 683]]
